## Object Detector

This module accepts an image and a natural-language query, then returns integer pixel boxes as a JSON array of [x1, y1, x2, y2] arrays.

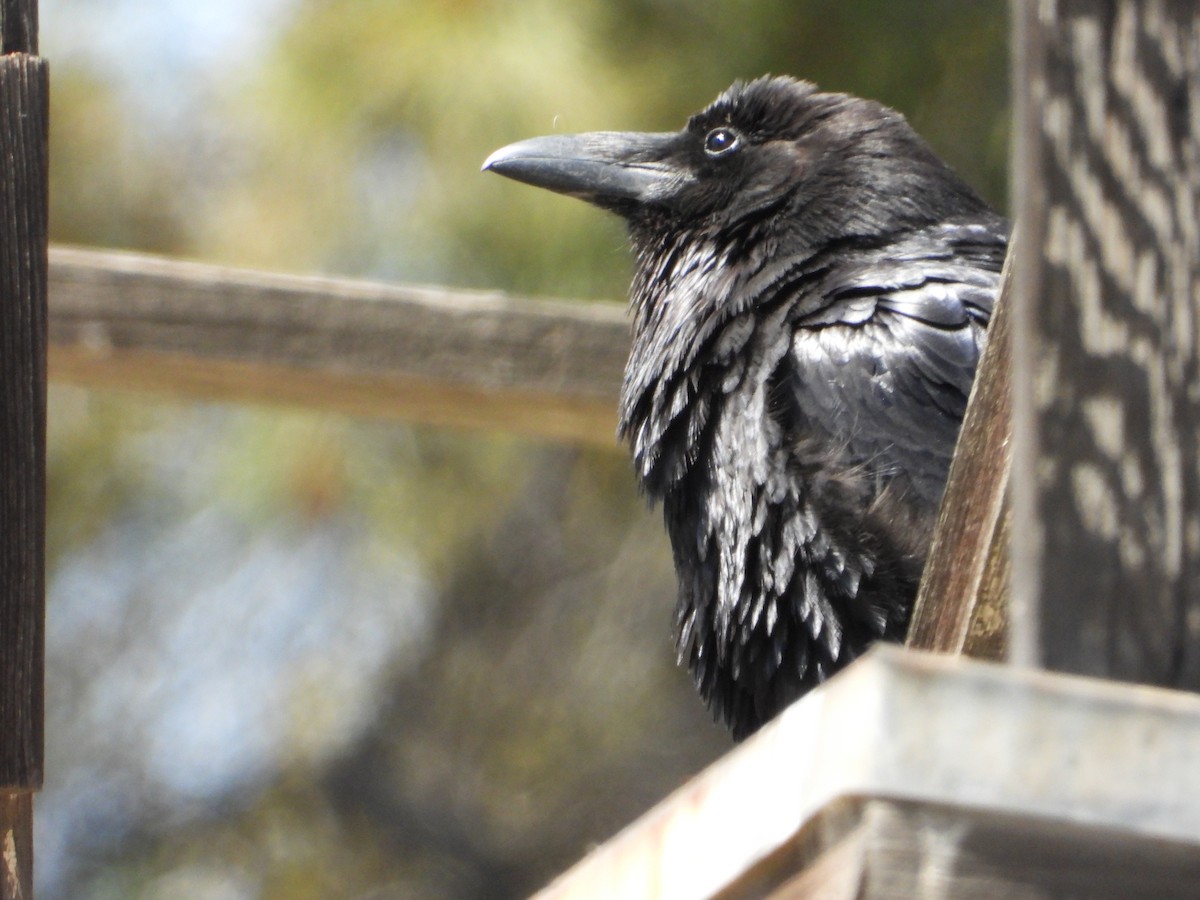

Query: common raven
[[484, 76, 1008, 738]]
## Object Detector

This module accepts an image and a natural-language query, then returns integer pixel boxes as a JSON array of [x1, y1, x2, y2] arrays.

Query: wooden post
[[1011, 1, 1200, 682], [0, 0, 47, 896]]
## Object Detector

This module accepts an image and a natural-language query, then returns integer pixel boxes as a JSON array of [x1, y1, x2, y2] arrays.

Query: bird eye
[[703, 127, 741, 157]]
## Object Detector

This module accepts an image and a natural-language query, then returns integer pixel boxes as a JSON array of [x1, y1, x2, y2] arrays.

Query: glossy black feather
[[485, 76, 1009, 738]]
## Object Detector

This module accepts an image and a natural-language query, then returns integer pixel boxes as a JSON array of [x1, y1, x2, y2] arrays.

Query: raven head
[[484, 76, 990, 251]]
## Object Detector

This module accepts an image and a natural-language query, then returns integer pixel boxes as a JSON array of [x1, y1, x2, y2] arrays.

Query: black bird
[[484, 76, 1008, 738]]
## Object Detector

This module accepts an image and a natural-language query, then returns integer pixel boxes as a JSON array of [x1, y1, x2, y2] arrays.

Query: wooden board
[[533, 648, 1200, 899], [47, 246, 631, 446]]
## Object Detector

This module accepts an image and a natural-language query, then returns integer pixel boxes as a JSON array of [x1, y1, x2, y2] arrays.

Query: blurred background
[[41, 1, 1008, 897]]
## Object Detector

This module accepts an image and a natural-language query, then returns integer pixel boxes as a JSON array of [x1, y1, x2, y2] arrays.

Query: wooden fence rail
[[46, 247, 631, 446]]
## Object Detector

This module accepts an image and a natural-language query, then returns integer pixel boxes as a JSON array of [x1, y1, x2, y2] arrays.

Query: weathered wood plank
[[907, 249, 1013, 660], [1011, 0, 1200, 683], [47, 247, 631, 445], [534, 648, 1200, 899]]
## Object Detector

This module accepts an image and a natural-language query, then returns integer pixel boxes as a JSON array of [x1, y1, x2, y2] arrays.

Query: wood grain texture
[[47, 247, 631, 446], [906, 251, 1013, 660], [1011, 0, 1200, 685], [0, 54, 47, 792]]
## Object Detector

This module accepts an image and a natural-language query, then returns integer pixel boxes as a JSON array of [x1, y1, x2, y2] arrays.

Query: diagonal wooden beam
[[906, 251, 1013, 660]]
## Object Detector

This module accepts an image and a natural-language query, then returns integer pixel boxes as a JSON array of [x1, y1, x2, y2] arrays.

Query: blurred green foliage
[[43, 1, 1007, 897]]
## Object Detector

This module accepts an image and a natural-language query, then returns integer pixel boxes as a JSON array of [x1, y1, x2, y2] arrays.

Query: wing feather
[[785, 221, 1004, 512]]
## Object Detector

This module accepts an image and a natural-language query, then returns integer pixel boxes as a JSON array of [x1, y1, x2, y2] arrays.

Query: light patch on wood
[[1, 823, 23, 900], [1081, 396, 1124, 460], [1070, 462, 1120, 542]]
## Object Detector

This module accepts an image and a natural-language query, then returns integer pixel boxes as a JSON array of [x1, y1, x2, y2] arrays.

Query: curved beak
[[483, 131, 682, 208]]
